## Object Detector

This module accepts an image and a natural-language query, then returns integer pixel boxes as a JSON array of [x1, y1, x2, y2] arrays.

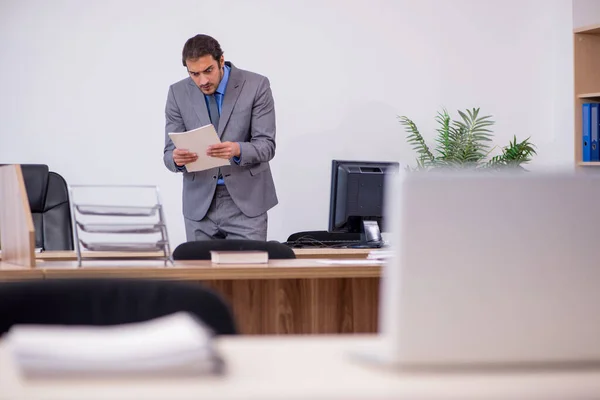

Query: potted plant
[[398, 108, 536, 171]]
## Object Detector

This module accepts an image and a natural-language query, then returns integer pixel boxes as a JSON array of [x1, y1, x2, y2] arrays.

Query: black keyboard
[[284, 239, 362, 248]]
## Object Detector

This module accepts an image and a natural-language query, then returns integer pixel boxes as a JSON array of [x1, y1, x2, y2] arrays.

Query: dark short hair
[[182, 34, 223, 67]]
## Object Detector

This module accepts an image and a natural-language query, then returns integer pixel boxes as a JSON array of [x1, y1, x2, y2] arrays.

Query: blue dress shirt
[[204, 63, 230, 121]]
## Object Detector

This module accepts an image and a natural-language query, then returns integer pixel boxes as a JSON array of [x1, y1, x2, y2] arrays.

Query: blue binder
[[583, 103, 591, 162], [592, 103, 600, 161]]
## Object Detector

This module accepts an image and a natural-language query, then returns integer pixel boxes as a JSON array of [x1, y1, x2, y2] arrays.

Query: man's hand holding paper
[[206, 142, 240, 160], [173, 149, 198, 167]]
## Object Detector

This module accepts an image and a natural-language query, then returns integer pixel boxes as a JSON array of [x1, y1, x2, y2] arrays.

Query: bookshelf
[[574, 24, 600, 167]]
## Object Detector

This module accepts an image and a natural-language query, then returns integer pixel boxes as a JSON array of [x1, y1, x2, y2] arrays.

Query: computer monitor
[[328, 160, 400, 248]]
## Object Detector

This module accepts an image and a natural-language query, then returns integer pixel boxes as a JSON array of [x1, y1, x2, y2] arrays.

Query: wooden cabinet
[[574, 24, 600, 167]]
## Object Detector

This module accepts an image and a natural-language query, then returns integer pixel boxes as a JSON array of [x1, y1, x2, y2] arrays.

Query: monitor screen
[[328, 160, 399, 247]]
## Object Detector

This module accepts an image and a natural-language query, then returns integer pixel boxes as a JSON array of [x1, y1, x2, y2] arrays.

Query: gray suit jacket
[[163, 62, 278, 221]]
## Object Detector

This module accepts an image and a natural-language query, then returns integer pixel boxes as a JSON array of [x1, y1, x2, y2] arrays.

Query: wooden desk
[[0, 248, 372, 261], [0, 263, 44, 281], [3, 335, 599, 400], [0, 259, 382, 335], [292, 248, 371, 259]]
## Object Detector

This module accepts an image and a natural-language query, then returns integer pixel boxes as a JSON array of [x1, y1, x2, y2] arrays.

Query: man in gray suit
[[163, 34, 278, 241]]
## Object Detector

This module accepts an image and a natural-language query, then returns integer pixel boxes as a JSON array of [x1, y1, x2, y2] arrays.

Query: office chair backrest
[[172, 239, 296, 260], [0, 278, 237, 337], [20, 164, 74, 251]]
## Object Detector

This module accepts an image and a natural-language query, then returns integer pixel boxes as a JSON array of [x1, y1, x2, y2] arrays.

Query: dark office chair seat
[[172, 239, 296, 260], [19, 164, 74, 251], [0, 278, 237, 337]]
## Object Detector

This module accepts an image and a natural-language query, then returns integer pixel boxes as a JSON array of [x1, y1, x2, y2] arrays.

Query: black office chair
[[0, 278, 237, 337], [19, 164, 74, 251], [172, 239, 296, 260]]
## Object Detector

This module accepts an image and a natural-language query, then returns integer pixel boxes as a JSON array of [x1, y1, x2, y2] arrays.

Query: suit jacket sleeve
[[238, 77, 276, 166], [163, 85, 186, 173]]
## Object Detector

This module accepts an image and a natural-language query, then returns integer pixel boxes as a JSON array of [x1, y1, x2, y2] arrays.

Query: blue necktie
[[208, 94, 223, 182], [208, 94, 220, 129]]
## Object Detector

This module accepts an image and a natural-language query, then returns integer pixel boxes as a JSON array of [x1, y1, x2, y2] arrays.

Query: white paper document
[[168, 124, 230, 172], [315, 259, 385, 265], [367, 249, 394, 260], [5, 312, 224, 378]]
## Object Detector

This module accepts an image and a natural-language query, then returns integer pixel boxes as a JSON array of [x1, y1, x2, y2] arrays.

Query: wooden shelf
[[573, 25, 600, 167], [574, 24, 600, 35], [578, 93, 600, 100]]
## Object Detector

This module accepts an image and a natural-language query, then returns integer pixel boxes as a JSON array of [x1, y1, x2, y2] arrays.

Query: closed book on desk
[[5, 312, 224, 378], [210, 250, 268, 264]]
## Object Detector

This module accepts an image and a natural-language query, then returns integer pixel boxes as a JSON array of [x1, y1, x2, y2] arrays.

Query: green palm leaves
[[399, 108, 536, 171]]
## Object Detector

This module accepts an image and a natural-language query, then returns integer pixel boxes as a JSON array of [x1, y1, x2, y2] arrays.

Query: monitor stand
[[351, 220, 383, 249]]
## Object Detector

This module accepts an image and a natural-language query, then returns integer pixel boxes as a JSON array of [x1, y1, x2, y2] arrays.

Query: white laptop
[[371, 169, 600, 370]]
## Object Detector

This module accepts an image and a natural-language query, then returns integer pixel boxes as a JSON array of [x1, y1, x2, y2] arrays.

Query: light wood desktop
[[0, 248, 372, 261], [2, 334, 599, 400], [0, 258, 382, 335], [292, 248, 371, 259]]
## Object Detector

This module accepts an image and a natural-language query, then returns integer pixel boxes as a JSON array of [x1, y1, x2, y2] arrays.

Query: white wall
[[573, 0, 600, 28], [0, 0, 574, 248]]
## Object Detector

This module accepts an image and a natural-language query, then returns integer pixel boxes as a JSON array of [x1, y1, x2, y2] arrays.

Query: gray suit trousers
[[184, 185, 267, 241]]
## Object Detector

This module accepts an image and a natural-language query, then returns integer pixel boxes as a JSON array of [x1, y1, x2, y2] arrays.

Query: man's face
[[186, 55, 224, 95]]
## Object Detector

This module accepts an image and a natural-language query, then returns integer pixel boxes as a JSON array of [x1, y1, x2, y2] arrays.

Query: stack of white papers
[[5, 312, 224, 378], [316, 259, 385, 265], [367, 249, 394, 260]]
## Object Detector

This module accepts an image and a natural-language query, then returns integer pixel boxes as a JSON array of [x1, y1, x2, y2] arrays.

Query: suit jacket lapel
[[186, 79, 210, 127], [218, 64, 244, 137]]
